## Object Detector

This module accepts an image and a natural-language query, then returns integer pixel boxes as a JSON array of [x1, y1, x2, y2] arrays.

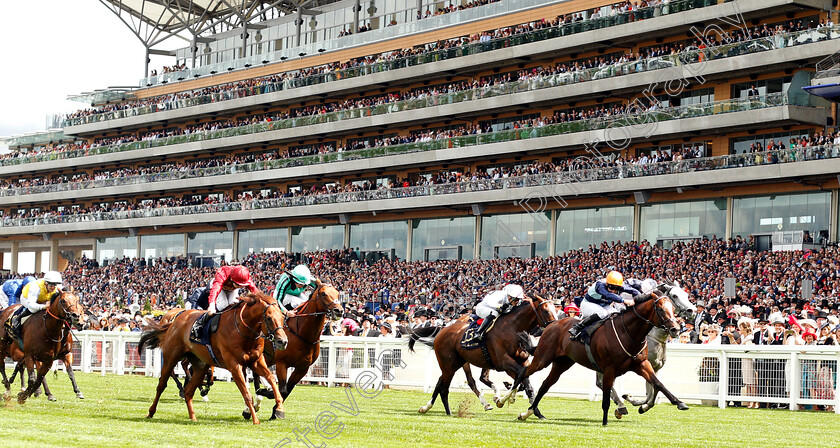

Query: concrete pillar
[[295, 9, 303, 47], [725, 197, 734, 240], [406, 219, 414, 261], [548, 210, 557, 256], [354, 0, 361, 32], [50, 239, 60, 271], [10, 241, 19, 274], [633, 204, 642, 242], [830, 190, 839, 243], [232, 230, 240, 261], [474, 216, 482, 260], [287, 228, 293, 253], [34, 251, 42, 273], [344, 224, 351, 249]]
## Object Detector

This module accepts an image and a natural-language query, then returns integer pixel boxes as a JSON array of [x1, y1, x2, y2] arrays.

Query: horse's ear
[[315, 278, 323, 287]]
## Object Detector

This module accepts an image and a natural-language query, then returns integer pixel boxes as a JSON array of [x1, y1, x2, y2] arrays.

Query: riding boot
[[11, 308, 32, 339], [569, 314, 599, 341], [476, 314, 497, 341]]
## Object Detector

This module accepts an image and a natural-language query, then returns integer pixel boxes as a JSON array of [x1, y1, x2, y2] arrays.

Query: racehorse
[[408, 296, 557, 416], [159, 308, 214, 400], [0, 291, 84, 404], [138, 291, 288, 424], [502, 292, 687, 426], [607, 281, 694, 418], [242, 281, 343, 420]]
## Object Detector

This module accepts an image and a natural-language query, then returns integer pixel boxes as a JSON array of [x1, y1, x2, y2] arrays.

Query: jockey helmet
[[504, 284, 525, 301], [606, 271, 624, 288], [229, 266, 252, 286], [291, 264, 314, 286], [43, 271, 63, 285]]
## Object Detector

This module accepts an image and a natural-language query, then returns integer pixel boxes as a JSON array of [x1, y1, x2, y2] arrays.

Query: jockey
[[8, 271, 63, 338], [0, 275, 35, 309], [206, 265, 258, 315], [273, 264, 317, 317], [569, 271, 641, 340], [624, 277, 658, 295], [474, 284, 525, 341]]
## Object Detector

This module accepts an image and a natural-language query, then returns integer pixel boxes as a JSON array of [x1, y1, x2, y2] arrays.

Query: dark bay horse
[[0, 291, 84, 404], [408, 296, 557, 416], [243, 281, 343, 420], [138, 291, 288, 424], [8, 332, 84, 401], [502, 292, 687, 425]]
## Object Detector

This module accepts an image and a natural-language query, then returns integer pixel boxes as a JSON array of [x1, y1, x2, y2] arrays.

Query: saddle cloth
[[577, 316, 609, 346], [461, 314, 497, 350], [189, 313, 221, 346]]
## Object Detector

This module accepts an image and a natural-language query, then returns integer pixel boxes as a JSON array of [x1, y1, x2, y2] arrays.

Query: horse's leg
[[518, 358, 574, 421], [463, 364, 492, 411], [478, 369, 504, 407], [252, 356, 285, 420], [521, 378, 536, 405], [18, 359, 51, 404], [40, 368, 55, 402], [147, 351, 180, 418], [596, 372, 628, 419], [229, 362, 261, 425], [183, 363, 210, 422], [244, 364, 270, 421], [418, 375, 442, 414], [64, 353, 84, 399], [171, 370, 185, 399], [0, 354, 10, 393], [600, 371, 616, 426], [640, 381, 660, 413], [633, 361, 688, 412], [438, 368, 457, 416]]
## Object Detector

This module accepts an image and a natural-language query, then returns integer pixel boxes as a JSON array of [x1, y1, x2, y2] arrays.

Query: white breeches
[[580, 299, 622, 320], [475, 303, 499, 319]]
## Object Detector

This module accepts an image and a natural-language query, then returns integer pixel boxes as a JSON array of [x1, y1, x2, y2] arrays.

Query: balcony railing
[[64, 0, 716, 127], [5, 96, 834, 229], [0, 93, 793, 199]]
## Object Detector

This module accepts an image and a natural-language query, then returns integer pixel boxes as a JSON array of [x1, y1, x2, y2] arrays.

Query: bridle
[[526, 296, 554, 328], [234, 299, 283, 343], [44, 292, 75, 343], [283, 284, 341, 345], [611, 293, 676, 359]]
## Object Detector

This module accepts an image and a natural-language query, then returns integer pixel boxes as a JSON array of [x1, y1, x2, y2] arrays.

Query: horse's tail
[[517, 331, 536, 355], [408, 326, 440, 353], [138, 320, 172, 355]]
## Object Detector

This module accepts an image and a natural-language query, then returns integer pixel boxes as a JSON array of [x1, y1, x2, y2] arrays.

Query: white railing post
[[81, 333, 91, 374], [100, 334, 107, 376], [789, 351, 800, 411], [836, 350, 840, 414], [718, 349, 728, 409], [327, 340, 337, 388]]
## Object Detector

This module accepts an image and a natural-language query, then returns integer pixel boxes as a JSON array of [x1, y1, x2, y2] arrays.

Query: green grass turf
[[0, 371, 836, 448]]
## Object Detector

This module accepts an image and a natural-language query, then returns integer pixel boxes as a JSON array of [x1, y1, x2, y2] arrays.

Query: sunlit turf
[[0, 371, 836, 448]]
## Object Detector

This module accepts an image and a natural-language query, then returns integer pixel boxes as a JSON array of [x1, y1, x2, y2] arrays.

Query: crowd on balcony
[[57, 0, 804, 128]]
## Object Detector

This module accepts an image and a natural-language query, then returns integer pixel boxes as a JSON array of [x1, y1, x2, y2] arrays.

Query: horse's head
[[245, 292, 288, 351], [54, 291, 84, 325], [312, 280, 344, 321], [528, 295, 558, 328], [650, 292, 680, 338], [658, 281, 694, 320]]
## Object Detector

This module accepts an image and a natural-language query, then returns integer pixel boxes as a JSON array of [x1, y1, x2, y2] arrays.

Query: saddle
[[577, 318, 609, 346], [3, 307, 29, 349], [190, 312, 221, 346], [461, 315, 499, 370]]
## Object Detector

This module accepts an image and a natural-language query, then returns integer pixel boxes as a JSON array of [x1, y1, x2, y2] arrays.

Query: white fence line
[[7, 332, 839, 413]]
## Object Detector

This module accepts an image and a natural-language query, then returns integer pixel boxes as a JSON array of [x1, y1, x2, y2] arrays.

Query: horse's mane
[[239, 290, 276, 306]]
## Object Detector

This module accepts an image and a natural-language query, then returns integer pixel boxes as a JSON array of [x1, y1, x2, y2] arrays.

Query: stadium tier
[[2, 0, 840, 272]]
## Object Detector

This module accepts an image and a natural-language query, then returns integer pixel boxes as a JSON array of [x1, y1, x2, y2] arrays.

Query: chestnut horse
[[138, 291, 288, 424], [243, 281, 343, 419], [0, 291, 84, 403], [501, 292, 687, 425], [408, 296, 557, 416]]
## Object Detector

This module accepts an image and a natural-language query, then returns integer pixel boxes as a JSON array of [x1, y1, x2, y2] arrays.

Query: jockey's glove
[[208, 303, 217, 315]]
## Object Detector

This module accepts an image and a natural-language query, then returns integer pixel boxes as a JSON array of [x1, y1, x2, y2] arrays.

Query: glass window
[[555, 207, 634, 255], [141, 233, 185, 261], [187, 231, 233, 262], [238, 228, 289, 259], [97, 236, 138, 265], [350, 221, 408, 260], [291, 225, 345, 253], [733, 192, 830, 236], [481, 212, 550, 259], [411, 216, 476, 261], [640, 200, 727, 244]]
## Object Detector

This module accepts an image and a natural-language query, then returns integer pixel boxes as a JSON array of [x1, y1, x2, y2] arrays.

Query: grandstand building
[[2, 0, 840, 272]]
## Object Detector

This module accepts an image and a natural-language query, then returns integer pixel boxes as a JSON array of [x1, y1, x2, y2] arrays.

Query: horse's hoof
[[202, 395, 209, 403], [47, 395, 56, 402], [638, 406, 648, 414], [146, 414, 153, 419], [17, 393, 26, 405], [76, 392, 85, 399], [179, 390, 185, 399], [242, 411, 251, 420], [538, 415, 547, 421], [418, 406, 429, 414], [272, 410, 285, 420], [677, 402, 689, 411], [614, 409, 623, 420], [484, 404, 493, 411], [253, 419, 261, 425], [508, 395, 516, 405], [517, 410, 531, 421]]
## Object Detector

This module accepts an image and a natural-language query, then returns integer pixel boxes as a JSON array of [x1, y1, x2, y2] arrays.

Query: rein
[[43, 298, 72, 344], [527, 296, 552, 328], [233, 300, 281, 342], [610, 294, 669, 359], [284, 284, 333, 345]]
